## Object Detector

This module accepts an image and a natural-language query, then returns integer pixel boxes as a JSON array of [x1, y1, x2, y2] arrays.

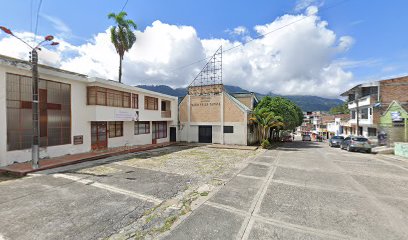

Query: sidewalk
[[0, 142, 174, 176]]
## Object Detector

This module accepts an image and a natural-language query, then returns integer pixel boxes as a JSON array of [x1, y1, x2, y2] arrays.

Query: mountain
[[137, 84, 343, 112]]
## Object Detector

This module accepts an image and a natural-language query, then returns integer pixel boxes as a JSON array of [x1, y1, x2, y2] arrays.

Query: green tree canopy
[[255, 96, 304, 130]]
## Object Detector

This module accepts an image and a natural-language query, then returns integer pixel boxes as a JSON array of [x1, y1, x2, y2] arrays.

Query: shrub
[[261, 139, 270, 149]]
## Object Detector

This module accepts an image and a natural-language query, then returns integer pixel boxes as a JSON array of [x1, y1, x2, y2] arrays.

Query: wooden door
[[91, 122, 107, 150]]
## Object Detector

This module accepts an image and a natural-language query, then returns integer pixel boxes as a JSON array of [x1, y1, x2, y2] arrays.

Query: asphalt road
[[164, 141, 408, 240]]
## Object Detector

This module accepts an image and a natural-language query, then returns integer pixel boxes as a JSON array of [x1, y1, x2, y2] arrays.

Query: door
[[199, 126, 212, 143], [91, 122, 107, 150], [170, 127, 176, 142]]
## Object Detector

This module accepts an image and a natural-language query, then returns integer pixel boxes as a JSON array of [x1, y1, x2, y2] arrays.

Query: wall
[[190, 95, 221, 122], [0, 65, 91, 166], [395, 142, 408, 158], [380, 76, 408, 104]]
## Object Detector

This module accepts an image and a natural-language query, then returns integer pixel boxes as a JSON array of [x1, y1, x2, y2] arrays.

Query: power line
[[121, 0, 129, 12], [34, 0, 43, 43]]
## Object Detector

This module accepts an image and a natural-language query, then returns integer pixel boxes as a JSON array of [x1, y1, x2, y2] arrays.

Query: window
[[361, 108, 369, 119], [6, 73, 71, 151], [144, 96, 158, 110], [152, 121, 167, 139], [135, 121, 150, 135], [368, 127, 377, 137], [224, 126, 234, 133], [351, 110, 356, 119], [132, 94, 138, 109], [87, 86, 131, 108], [109, 121, 123, 138], [161, 101, 166, 111]]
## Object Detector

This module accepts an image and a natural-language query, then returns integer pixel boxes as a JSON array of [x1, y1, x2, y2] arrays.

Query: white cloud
[[294, 0, 324, 12], [0, 8, 356, 98]]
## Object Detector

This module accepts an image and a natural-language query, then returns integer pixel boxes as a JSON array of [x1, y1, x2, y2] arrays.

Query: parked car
[[340, 136, 372, 153], [282, 135, 293, 142], [329, 136, 344, 147], [302, 134, 311, 141]]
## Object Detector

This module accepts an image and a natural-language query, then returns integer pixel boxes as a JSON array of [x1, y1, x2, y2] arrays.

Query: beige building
[[178, 85, 259, 145]]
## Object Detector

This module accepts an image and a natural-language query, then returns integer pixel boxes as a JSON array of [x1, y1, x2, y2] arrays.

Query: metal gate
[[170, 127, 176, 142], [199, 126, 212, 143]]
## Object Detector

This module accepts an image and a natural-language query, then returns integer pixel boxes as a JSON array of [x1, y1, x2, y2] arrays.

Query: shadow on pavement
[[276, 141, 323, 151]]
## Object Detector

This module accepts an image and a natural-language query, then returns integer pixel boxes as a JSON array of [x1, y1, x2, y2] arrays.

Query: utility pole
[[31, 49, 40, 168], [0, 26, 59, 169], [355, 92, 360, 136]]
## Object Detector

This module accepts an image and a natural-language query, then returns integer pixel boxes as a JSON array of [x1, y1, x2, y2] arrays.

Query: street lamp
[[0, 26, 59, 169]]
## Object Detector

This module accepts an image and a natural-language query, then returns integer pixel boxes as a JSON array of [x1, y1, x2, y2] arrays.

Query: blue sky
[[1, 0, 408, 97]]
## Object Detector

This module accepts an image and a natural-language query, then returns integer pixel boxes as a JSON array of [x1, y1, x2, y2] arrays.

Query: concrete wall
[[395, 142, 408, 158]]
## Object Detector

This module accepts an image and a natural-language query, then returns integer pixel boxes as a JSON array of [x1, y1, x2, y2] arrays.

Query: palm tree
[[108, 11, 137, 83], [250, 108, 284, 142]]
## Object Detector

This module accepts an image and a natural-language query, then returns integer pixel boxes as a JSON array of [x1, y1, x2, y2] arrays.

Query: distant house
[[340, 76, 408, 142], [379, 100, 408, 143]]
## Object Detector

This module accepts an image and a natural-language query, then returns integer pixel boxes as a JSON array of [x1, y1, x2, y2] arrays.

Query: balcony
[[161, 111, 171, 118], [348, 95, 378, 109]]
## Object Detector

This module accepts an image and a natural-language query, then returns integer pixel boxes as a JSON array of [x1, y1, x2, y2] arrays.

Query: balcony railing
[[161, 111, 171, 118]]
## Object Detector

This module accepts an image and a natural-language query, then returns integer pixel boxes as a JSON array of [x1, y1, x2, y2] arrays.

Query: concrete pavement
[[165, 141, 408, 240]]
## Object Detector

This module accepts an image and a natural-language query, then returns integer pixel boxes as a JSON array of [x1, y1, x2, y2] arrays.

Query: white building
[[0, 54, 178, 167]]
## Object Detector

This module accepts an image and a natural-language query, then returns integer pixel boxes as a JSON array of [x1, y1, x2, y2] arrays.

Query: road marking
[[205, 201, 351, 240], [238, 151, 280, 240], [53, 173, 163, 204], [252, 214, 356, 240], [236, 174, 266, 180]]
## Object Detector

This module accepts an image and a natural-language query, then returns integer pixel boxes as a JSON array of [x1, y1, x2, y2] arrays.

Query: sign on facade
[[114, 109, 139, 121], [73, 135, 83, 145], [391, 111, 403, 122]]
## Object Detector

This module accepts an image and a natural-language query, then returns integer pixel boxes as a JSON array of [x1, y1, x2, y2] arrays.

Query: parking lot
[[1, 141, 408, 240], [165, 141, 408, 240], [0, 144, 260, 240]]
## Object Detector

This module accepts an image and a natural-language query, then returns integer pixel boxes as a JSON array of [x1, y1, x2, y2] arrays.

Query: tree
[[108, 11, 137, 83], [256, 96, 303, 130], [250, 108, 284, 141], [329, 101, 349, 115]]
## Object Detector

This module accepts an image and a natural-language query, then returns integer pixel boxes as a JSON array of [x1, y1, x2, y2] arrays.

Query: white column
[[187, 95, 191, 142], [220, 92, 224, 144]]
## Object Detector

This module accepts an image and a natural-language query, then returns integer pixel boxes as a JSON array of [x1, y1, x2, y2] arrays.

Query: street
[[0, 141, 408, 239], [165, 141, 408, 240]]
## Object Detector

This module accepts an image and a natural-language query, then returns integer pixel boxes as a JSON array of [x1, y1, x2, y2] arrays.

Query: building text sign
[[114, 109, 138, 121]]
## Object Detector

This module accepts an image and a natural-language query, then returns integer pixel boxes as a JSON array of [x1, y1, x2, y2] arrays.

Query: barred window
[[134, 121, 150, 135], [152, 121, 167, 139], [109, 121, 123, 138], [144, 96, 158, 110], [6, 73, 71, 151]]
